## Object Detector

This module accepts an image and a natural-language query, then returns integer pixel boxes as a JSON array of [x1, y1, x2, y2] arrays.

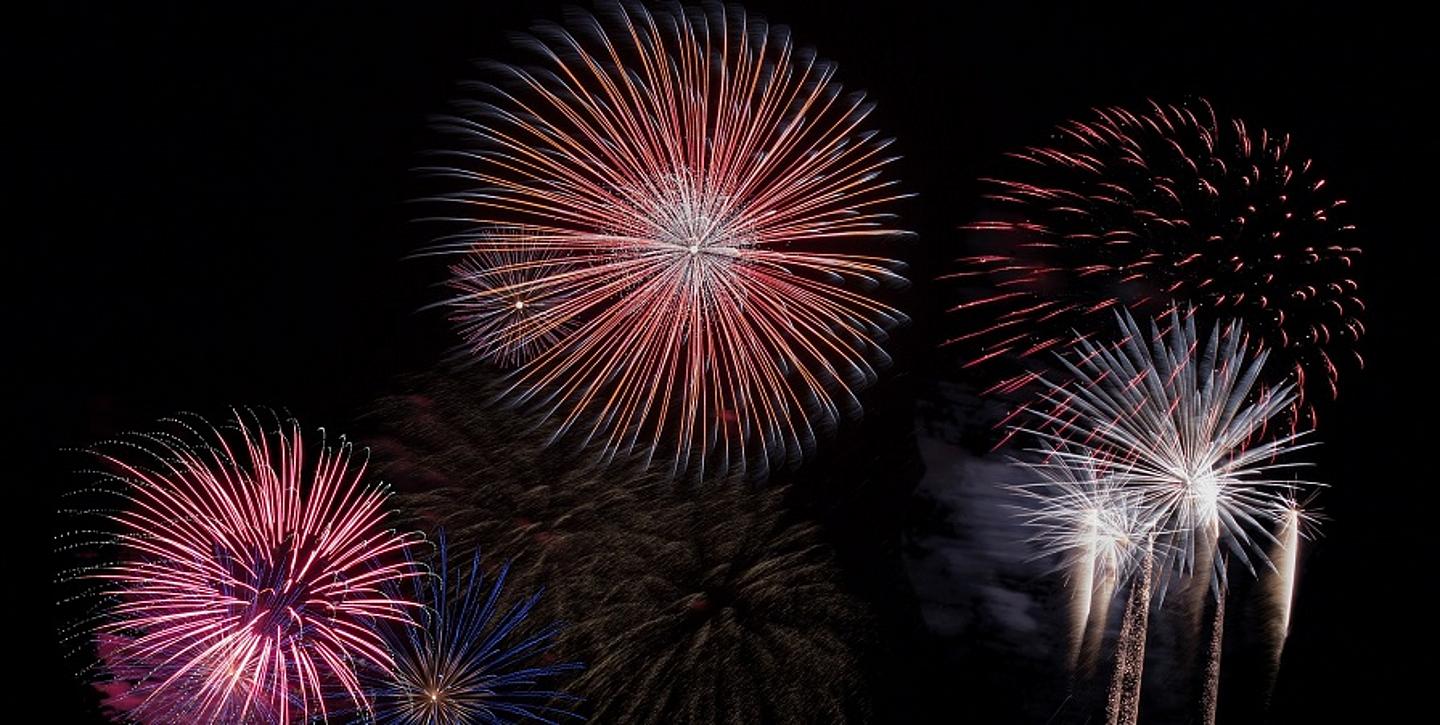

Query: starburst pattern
[[949, 98, 1362, 427], [367, 538, 583, 724], [71, 413, 423, 724], [1021, 308, 1321, 589], [445, 244, 578, 368], [429, 1, 910, 477]]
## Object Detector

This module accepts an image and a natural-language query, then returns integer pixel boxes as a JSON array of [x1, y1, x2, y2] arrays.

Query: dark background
[[14, 1, 1431, 722]]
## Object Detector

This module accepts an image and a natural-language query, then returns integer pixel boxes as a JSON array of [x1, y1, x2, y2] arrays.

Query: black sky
[[14, 1, 1433, 722]]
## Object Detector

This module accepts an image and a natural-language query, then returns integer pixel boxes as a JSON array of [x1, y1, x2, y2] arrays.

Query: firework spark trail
[[949, 98, 1363, 432], [73, 413, 424, 724], [1200, 582, 1226, 725], [1106, 542, 1153, 725], [1079, 558, 1119, 679], [429, 1, 910, 478]]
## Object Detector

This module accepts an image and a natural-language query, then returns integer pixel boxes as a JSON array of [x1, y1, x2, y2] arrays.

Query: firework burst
[[365, 366, 672, 589], [428, 0, 910, 478], [66, 413, 423, 724], [949, 98, 1362, 427], [367, 537, 583, 724], [445, 244, 578, 368], [1013, 444, 1158, 675], [546, 486, 870, 724], [1026, 308, 1321, 591]]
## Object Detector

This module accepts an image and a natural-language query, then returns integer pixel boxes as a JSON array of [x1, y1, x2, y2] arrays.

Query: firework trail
[[429, 1, 911, 478], [1105, 539, 1153, 725], [1199, 581, 1226, 725], [1269, 506, 1302, 644], [445, 245, 579, 368], [367, 537, 583, 724], [66, 413, 423, 724], [949, 98, 1362, 431], [1259, 503, 1310, 704]]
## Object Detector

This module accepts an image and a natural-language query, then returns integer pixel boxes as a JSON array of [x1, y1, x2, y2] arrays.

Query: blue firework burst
[[368, 536, 584, 724]]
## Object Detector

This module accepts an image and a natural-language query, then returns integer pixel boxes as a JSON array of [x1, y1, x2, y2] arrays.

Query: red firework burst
[[947, 99, 1362, 429], [429, 1, 910, 477], [85, 413, 423, 724]]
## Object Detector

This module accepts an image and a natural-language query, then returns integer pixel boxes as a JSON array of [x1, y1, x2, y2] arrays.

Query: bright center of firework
[[1180, 469, 1222, 523], [514, 300, 525, 310]]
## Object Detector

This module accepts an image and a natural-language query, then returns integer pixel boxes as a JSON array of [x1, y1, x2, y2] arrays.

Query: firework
[[372, 377, 873, 722], [365, 366, 672, 588], [428, 1, 910, 478], [949, 98, 1362, 428], [367, 537, 583, 724], [1027, 308, 1321, 591], [445, 245, 578, 368], [546, 486, 869, 723], [69, 413, 423, 724], [1105, 542, 1153, 725], [1012, 443, 1156, 675]]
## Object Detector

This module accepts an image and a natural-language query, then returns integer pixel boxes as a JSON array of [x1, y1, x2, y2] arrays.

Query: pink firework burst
[[428, 1, 911, 477], [84, 413, 423, 724], [947, 98, 1362, 430]]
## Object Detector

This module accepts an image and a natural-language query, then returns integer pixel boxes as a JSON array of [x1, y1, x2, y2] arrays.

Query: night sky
[[16, 2, 1432, 722]]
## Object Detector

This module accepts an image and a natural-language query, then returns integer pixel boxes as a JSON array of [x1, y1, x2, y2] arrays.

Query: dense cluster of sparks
[[949, 98, 1362, 428], [431, 0, 909, 477], [80, 414, 423, 724], [367, 539, 582, 724]]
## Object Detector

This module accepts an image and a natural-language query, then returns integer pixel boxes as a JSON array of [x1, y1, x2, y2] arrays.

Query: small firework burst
[[950, 98, 1362, 427], [445, 243, 577, 368], [64, 413, 423, 724], [428, 1, 910, 478], [367, 537, 583, 724]]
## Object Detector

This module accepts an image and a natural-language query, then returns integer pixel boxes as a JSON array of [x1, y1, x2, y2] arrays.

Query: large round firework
[[366, 538, 584, 724], [429, 0, 910, 478], [547, 486, 871, 724], [66, 413, 424, 724], [949, 99, 1362, 427]]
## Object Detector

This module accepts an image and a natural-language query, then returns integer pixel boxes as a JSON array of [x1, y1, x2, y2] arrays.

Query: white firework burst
[[1022, 307, 1323, 592]]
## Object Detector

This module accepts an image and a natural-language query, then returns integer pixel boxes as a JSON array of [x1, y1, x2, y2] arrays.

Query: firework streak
[[1106, 543, 1153, 725], [430, 1, 910, 478]]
